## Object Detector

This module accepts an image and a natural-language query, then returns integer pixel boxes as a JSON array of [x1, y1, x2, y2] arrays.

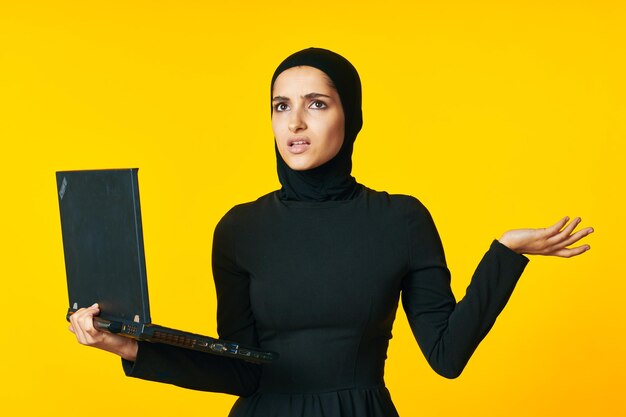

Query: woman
[[69, 47, 593, 416]]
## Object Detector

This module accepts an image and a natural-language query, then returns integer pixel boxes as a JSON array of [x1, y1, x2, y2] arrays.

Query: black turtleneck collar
[[270, 47, 363, 202]]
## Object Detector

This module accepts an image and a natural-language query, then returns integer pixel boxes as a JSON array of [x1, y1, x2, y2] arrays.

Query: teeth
[[292, 141, 307, 145]]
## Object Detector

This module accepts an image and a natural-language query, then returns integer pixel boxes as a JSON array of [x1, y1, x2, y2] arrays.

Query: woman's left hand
[[498, 216, 593, 257]]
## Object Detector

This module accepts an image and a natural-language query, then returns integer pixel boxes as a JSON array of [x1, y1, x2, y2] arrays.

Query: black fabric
[[121, 48, 530, 416], [270, 47, 362, 202], [122, 190, 529, 416]]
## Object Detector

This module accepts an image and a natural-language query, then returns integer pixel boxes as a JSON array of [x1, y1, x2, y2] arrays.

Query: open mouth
[[288, 138, 311, 147], [287, 138, 311, 154]]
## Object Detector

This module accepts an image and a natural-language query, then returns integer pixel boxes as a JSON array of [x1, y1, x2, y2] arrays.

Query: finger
[[548, 216, 573, 235], [69, 308, 88, 343], [75, 307, 97, 344], [552, 244, 591, 258], [70, 304, 99, 325], [70, 304, 101, 344], [546, 217, 581, 245], [74, 315, 89, 344], [80, 309, 97, 333], [543, 216, 570, 237], [83, 308, 107, 345], [68, 324, 75, 334], [554, 227, 594, 250], [84, 303, 100, 314]]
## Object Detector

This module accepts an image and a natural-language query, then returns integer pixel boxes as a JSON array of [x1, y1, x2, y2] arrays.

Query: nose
[[288, 106, 306, 133]]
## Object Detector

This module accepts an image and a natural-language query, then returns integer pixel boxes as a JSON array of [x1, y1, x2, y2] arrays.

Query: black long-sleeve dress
[[122, 184, 529, 416]]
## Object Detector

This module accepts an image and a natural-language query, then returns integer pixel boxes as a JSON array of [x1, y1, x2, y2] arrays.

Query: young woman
[[69, 47, 593, 417]]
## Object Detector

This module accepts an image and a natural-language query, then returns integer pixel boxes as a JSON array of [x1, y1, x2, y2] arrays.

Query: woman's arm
[[401, 199, 592, 379], [121, 207, 262, 395], [68, 208, 262, 396], [498, 216, 593, 256]]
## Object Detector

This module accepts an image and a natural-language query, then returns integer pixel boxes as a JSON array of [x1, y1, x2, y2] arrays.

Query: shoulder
[[361, 186, 430, 217], [358, 186, 439, 239], [216, 190, 278, 229], [231, 190, 276, 214]]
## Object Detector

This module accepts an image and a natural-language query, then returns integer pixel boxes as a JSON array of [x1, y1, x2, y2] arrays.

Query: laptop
[[56, 168, 277, 364]]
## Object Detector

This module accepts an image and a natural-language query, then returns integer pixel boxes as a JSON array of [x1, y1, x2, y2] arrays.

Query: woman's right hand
[[68, 303, 138, 361]]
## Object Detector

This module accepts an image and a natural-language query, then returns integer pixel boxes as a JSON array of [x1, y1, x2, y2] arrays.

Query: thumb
[[87, 303, 100, 313]]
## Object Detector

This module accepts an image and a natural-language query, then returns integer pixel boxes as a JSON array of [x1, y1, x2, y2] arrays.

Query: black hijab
[[270, 47, 363, 202]]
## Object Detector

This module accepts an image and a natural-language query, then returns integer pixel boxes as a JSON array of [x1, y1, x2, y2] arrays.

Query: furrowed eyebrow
[[272, 93, 332, 102]]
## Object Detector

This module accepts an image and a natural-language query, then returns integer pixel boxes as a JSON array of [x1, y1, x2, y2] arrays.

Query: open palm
[[498, 216, 593, 257]]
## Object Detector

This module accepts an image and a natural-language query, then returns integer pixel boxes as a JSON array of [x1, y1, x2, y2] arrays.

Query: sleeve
[[121, 207, 262, 396], [401, 198, 529, 379]]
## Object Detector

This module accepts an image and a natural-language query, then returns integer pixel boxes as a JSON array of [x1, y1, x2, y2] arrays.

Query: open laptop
[[56, 168, 277, 364]]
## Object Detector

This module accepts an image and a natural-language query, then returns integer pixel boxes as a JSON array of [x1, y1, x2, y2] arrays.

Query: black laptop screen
[[56, 168, 151, 323]]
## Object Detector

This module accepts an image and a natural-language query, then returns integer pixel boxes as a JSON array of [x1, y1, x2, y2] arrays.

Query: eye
[[310, 100, 327, 109], [274, 102, 289, 112]]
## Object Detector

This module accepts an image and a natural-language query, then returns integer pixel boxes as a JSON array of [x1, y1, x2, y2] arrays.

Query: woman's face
[[272, 66, 345, 171]]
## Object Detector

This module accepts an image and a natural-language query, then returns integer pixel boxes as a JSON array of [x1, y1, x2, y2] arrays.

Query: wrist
[[119, 338, 138, 362], [107, 336, 138, 361], [498, 235, 520, 253]]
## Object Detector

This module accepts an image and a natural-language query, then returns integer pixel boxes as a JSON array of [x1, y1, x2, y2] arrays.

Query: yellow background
[[1, 1, 624, 415]]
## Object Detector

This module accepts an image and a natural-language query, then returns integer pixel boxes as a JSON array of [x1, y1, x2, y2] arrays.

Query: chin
[[277, 150, 314, 171], [285, 159, 319, 171]]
